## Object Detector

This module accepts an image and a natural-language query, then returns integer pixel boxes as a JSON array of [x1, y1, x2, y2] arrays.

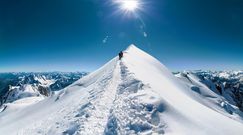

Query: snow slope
[[0, 45, 243, 135]]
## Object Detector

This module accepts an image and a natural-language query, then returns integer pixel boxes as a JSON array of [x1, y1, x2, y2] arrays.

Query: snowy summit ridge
[[0, 45, 243, 135]]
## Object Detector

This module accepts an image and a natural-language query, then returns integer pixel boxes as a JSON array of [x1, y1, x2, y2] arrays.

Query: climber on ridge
[[119, 51, 123, 60]]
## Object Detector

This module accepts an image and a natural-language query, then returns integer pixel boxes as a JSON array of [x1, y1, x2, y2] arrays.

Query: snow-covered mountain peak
[[0, 45, 243, 135], [125, 44, 137, 51]]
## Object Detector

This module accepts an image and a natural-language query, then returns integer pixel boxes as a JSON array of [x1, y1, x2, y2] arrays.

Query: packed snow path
[[0, 45, 243, 135], [76, 60, 165, 135], [77, 59, 121, 134]]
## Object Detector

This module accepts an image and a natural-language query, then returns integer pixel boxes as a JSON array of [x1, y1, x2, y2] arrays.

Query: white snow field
[[0, 45, 243, 135]]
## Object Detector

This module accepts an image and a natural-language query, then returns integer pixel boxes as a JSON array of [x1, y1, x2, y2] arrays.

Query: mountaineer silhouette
[[119, 51, 123, 60]]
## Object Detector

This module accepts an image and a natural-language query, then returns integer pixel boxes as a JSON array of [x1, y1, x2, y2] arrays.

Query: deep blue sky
[[0, 0, 242, 72]]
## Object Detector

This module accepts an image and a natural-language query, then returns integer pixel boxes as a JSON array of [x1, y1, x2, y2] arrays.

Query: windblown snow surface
[[0, 45, 243, 135]]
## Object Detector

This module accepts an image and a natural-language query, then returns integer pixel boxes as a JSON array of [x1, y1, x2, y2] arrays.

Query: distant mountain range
[[0, 72, 87, 106]]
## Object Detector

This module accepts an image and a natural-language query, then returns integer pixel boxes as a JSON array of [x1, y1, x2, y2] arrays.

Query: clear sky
[[0, 0, 242, 72]]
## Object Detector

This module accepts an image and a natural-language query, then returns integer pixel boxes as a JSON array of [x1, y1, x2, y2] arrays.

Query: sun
[[120, 0, 139, 12], [111, 0, 144, 17]]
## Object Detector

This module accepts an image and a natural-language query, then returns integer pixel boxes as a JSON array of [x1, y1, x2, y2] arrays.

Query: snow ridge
[[0, 45, 243, 135], [77, 59, 120, 134]]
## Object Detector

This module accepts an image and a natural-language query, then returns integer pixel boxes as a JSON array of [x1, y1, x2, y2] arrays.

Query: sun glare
[[112, 0, 144, 16], [120, 0, 139, 11]]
